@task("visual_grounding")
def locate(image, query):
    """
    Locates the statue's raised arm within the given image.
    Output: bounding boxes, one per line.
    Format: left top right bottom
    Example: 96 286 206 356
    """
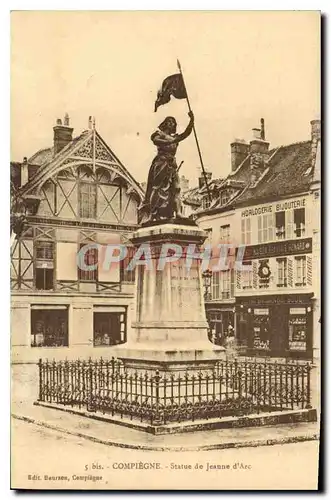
138 112 194 224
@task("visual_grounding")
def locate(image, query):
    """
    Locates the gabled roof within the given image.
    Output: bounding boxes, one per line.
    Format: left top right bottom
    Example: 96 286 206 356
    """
15 128 144 200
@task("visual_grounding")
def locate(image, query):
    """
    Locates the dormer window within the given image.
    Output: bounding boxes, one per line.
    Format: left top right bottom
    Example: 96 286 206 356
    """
202 196 211 209
220 190 230 206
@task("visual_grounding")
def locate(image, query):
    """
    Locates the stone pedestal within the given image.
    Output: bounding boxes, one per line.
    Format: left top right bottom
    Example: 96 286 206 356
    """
113 219 225 369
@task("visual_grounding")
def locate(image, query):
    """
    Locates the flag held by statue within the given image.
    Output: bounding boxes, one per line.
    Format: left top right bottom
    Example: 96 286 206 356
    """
154 73 187 112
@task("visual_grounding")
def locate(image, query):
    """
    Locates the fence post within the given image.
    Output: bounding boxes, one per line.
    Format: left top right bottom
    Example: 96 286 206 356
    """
38 358 43 401
306 362 312 409
87 357 94 412
153 370 161 425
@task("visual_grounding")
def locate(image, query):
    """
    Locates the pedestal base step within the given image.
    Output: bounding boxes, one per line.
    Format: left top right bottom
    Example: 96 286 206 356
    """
34 401 317 436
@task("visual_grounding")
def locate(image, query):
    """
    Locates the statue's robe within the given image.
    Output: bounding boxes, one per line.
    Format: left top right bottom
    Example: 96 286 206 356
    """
139 130 180 221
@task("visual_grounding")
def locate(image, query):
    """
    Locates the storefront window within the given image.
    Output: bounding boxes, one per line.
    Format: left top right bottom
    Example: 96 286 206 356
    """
31 307 68 347
207 310 233 346
93 311 126 346
288 308 307 351
252 308 270 350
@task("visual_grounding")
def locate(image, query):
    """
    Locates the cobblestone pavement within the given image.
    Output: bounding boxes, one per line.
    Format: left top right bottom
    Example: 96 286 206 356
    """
11 417 319 490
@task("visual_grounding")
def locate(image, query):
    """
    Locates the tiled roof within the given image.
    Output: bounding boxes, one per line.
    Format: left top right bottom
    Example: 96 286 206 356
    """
28 147 54 166
182 177 226 206
182 186 201 206
195 139 316 217
233 141 313 207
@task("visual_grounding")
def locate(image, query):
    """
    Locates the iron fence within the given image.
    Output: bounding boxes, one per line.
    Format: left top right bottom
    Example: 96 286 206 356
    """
37 357 312 425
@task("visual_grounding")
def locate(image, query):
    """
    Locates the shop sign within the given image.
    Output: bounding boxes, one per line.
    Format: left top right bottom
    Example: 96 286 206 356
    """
289 341 306 351
241 198 306 218
289 308 306 315
237 294 313 307
244 238 312 260
253 308 269 315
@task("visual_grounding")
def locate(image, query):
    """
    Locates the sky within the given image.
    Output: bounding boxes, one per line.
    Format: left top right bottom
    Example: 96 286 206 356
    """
11 11 320 187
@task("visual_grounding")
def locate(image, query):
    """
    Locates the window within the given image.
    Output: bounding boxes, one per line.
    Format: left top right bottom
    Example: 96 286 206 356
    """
277 258 288 287
93 311 126 346
288 308 308 351
207 310 234 345
220 191 230 206
78 244 98 282
241 218 251 245
220 270 231 299
79 182 97 219
212 271 220 300
295 256 307 286
202 196 211 209
31 307 68 347
252 309 270 350
220 224 230 243
258 214 274 243
294 208 305 237
211 270 231 299
35 241 54 290
205 228 212 246
121 246 136 283
275 211 286 240
242 261 253 289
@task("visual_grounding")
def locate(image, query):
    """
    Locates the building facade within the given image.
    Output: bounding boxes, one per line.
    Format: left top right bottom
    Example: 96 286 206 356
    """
193 119 321 360
11 115 144 363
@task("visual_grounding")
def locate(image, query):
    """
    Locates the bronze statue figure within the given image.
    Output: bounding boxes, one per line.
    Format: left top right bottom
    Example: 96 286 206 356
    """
138 111 194 223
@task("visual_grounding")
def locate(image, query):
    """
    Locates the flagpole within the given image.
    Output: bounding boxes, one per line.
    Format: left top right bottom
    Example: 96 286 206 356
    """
177 59 212 203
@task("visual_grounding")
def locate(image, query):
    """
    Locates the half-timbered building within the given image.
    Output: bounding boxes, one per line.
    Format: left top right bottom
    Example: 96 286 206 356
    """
11 115 144 363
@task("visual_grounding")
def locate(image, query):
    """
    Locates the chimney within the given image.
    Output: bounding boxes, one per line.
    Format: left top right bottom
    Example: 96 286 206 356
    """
53 114 73 155
21 157 29 187
310 119 321 142
230 139 249 172
260 118 266 140
198 171 212 189
180 175 190 193
250 118 269 184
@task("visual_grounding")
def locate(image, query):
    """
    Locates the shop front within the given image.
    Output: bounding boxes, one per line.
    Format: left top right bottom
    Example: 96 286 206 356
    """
235 294 313 359
205 305 235 346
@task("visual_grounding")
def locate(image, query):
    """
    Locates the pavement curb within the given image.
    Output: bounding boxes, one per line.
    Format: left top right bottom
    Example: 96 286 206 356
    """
12 413 319 452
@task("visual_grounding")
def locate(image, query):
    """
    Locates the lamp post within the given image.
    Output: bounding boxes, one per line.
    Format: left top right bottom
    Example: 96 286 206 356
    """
202 269 212 301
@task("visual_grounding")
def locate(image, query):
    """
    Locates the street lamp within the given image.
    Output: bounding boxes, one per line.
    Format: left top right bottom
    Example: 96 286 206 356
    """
202 269 212 301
